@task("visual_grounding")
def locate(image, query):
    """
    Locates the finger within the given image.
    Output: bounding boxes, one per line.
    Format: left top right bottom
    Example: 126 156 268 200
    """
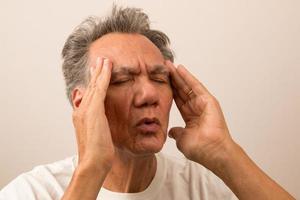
89 58 112 105
168 127 187 153
172 91 188 122
88 58 112 114
172 87 185 109
80 57 104 108
168 127 184 140
97 58 112 93
168 61 198 102
89 57 104 86
172 88 196 122
172 78 192 102
166 60 191 102
177 65 211 96
166 61 190 94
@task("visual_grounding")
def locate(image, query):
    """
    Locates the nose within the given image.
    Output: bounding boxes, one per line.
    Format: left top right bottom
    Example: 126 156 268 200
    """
133 77 159 108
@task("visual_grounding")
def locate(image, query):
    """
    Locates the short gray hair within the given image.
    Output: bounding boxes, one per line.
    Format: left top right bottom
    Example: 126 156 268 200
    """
61 5 174 106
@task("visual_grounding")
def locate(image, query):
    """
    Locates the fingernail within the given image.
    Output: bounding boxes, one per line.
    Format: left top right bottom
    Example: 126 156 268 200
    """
96 57 100 64
90 66 94 75
178 64 184 69
91 57 100 75
167 60 173 66
104 58 109 66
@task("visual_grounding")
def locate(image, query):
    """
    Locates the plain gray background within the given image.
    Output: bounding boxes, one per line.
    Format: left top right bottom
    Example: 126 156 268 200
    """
1 0 299 198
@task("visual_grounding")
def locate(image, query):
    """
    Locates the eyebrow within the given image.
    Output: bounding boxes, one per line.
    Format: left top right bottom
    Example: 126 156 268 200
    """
111 64 170 80
111 66 139 80
148 65 170 76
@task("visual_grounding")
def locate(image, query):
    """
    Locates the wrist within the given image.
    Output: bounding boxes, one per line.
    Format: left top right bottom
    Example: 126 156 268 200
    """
202 138 250 185
78 153 114 173
213 139 240 173
76 159 112 178
62 159 110 199
196 137 241 174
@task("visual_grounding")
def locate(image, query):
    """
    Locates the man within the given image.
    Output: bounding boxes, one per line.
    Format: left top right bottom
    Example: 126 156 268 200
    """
0 5 295 200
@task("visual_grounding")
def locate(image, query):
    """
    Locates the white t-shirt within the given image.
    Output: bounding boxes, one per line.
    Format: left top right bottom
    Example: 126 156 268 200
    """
0 153 238 200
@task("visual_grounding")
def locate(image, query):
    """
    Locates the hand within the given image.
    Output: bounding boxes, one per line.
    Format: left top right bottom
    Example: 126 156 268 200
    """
166 61 233 168
166 61 296 200
72 58 114 172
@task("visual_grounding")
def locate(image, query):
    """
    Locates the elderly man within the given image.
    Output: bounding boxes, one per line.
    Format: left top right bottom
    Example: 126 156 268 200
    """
0 5 295 200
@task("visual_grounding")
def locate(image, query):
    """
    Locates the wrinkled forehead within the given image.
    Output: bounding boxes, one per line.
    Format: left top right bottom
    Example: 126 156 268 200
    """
110 64 170 81
88 33 167 73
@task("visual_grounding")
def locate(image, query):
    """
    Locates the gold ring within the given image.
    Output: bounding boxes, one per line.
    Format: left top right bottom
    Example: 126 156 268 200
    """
187 89 193 96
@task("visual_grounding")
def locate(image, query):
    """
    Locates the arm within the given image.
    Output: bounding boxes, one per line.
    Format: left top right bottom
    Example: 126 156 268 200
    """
211 140 294 200
62 58 114 200
62 164 109 199
166 60 295 200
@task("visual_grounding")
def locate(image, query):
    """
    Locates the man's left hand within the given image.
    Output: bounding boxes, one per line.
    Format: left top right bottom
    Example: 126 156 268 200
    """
166 60 234 169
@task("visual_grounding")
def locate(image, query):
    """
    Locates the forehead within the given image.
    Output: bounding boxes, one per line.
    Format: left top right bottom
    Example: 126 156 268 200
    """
89 33 165 70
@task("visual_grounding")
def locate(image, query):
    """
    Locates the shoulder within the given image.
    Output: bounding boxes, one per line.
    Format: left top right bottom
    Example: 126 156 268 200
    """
0 156 77 200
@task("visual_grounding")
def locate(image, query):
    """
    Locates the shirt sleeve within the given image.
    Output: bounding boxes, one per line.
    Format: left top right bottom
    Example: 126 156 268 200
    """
0 173 55 200
0 174 37 200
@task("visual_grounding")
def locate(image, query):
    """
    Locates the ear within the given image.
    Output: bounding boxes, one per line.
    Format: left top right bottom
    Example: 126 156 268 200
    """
71 87 86 109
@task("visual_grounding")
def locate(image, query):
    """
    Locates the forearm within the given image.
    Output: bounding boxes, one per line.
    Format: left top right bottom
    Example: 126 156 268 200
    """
204 140 295 200
61 163 109 200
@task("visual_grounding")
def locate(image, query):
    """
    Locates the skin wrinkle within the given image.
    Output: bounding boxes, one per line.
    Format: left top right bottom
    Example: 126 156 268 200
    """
63 9 295 198
86 33 173 192
111 65 170 85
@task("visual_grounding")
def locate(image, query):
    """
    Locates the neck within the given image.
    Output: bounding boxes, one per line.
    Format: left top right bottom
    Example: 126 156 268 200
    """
102 149 157 193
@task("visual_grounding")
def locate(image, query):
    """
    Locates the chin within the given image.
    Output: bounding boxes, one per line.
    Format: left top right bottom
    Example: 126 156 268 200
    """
129 134 166 156
113 128 167 157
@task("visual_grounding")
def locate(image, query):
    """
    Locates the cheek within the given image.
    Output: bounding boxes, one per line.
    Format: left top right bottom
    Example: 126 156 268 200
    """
157 86 173 128
105 93 130 120
104 88 133 135
161 87 173 112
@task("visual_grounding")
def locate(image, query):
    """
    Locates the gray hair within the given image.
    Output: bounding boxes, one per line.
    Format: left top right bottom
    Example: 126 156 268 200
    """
61 5 174 106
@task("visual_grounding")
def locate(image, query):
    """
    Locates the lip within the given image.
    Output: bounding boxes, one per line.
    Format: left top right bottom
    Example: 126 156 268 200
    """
135 117 161 133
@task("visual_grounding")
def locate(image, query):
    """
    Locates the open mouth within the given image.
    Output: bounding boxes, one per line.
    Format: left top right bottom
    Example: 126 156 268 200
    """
136 117 160 133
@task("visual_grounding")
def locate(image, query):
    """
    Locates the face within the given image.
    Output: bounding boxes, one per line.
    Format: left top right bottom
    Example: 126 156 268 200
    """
89 33 173 156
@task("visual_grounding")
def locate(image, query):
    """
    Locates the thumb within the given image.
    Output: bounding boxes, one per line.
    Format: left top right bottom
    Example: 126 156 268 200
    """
168 127 185 141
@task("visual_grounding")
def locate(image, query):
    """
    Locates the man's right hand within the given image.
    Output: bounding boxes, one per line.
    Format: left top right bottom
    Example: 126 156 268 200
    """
62 58 114 200
72 57 114 171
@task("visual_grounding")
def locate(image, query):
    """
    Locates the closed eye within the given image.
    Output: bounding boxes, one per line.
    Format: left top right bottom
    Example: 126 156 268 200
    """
111 78 132 85
151 74 170 84
153 78 168 83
